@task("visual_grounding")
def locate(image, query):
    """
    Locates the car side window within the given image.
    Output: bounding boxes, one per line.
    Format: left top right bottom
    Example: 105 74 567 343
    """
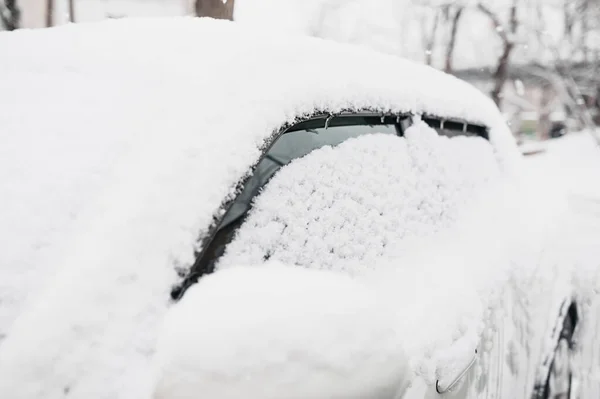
218 117 399 230
189 116 400 282
423 117 488 139
172 113 488 299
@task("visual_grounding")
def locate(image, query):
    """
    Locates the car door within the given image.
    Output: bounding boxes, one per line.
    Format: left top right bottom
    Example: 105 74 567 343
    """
170 110 505 399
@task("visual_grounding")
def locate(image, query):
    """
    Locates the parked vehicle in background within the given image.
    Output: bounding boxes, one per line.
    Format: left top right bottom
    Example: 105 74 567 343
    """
548 111 569 139
0 17 598 399
518 111 541 140
549 121 567 138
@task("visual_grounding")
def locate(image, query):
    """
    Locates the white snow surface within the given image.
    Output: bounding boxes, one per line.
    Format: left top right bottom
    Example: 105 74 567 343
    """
520 132 600 398
0 17 519 399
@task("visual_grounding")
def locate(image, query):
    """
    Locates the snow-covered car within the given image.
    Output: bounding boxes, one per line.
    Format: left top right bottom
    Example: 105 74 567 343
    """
0 17 598 399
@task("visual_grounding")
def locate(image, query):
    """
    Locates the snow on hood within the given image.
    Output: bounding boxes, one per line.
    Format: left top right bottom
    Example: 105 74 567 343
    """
0 17 517 399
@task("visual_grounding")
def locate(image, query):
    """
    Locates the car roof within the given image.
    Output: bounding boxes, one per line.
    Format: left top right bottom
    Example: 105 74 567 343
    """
0 17 519 398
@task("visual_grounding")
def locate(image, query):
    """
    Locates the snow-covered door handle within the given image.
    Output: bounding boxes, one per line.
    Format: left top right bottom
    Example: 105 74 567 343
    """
435 349 478 394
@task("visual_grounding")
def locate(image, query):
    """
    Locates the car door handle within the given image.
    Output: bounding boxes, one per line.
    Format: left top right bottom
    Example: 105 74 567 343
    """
436 349 478 394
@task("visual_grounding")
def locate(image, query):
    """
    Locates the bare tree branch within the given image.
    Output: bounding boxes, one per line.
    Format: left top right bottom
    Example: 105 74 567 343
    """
477 3 510 44
0 0 20 31
445 6 464 73
68 0 75 23
423 9 440 66
478 0 519 107
580 0 590 62
564 1 575 41
508 0 518 34
46 0 54 27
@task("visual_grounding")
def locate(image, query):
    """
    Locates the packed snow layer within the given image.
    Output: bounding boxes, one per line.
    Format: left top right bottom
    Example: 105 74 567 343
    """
0 17 516 399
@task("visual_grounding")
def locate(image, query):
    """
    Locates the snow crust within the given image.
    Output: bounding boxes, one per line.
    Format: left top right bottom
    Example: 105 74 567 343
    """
0 17 517 399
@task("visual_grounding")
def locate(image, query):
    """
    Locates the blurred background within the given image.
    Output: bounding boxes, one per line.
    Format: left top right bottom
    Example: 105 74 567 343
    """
1 0 599 149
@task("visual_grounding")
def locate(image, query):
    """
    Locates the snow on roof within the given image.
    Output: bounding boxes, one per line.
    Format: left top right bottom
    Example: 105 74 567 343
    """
0 17 517 398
